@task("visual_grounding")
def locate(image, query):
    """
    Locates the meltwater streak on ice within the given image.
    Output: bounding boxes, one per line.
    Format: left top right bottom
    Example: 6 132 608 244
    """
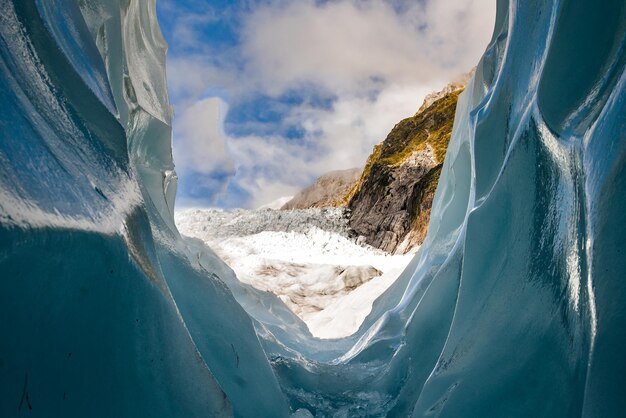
0 0 625 417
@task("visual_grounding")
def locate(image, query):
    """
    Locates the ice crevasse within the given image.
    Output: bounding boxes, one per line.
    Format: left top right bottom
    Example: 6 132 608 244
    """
0 0 625 416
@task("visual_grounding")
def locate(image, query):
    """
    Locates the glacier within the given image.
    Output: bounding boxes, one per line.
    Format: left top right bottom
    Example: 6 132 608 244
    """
175 208 414 339
0 0 625 417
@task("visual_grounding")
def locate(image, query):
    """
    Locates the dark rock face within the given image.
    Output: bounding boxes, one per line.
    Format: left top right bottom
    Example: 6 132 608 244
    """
281 168 362 210
348 88 462 254
349 147 438 252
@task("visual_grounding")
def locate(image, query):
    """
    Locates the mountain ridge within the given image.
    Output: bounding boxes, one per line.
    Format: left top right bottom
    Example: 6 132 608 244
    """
282 77 467 254
281 167 362 210
348 86 463 253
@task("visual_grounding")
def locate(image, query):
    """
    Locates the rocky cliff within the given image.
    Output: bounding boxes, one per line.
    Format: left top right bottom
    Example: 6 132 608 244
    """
281 168 362 210
347 83 464 254
282 79 466 254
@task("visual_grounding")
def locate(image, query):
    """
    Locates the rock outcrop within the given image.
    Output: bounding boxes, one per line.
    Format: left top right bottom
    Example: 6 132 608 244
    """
416 69 474 114
281 77 467 254
347 82 464 254
281 168 362 210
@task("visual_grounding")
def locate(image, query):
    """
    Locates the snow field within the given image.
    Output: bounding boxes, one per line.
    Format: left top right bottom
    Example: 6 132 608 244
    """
176 208 413 338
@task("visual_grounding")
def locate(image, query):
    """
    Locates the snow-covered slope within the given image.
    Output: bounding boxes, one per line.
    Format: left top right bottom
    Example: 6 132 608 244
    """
176 208 413 338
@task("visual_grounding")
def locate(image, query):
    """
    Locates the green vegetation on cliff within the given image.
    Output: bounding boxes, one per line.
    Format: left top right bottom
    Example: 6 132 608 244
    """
344 89 461 207
288 82 464 253
346 87 463 253
379 89 461 165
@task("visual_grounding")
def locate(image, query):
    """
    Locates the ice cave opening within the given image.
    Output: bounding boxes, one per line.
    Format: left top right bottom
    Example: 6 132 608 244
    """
166 2 494 340
1 0 625 416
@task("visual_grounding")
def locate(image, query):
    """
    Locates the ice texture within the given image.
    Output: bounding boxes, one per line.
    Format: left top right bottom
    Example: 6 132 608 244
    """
0 0 625 417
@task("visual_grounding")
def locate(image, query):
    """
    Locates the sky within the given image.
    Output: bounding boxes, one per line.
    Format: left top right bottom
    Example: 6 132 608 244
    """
156 0 496 209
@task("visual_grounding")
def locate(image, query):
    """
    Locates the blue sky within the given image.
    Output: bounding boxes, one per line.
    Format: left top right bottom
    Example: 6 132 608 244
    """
156 0 495 209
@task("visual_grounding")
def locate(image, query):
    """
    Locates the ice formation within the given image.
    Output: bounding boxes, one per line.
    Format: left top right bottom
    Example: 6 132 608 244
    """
0 0 625 417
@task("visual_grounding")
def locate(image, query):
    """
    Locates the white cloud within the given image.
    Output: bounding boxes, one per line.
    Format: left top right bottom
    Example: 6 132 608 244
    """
240 0 494 95
165 0 496 208
291 83 435 173
225 134 312 208
222 83 435 208
241 1 432 94
172 97 234 175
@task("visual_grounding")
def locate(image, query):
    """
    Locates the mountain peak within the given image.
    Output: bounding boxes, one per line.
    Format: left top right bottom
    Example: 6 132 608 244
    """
416 68 475 115
281 167 362 210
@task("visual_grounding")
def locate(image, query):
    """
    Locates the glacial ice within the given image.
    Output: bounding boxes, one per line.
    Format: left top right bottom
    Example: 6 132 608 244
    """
175 208 413 338
0 0 625 417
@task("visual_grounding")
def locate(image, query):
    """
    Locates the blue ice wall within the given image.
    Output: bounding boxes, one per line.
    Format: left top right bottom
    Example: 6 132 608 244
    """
0 0 624 417
0 1 288 416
